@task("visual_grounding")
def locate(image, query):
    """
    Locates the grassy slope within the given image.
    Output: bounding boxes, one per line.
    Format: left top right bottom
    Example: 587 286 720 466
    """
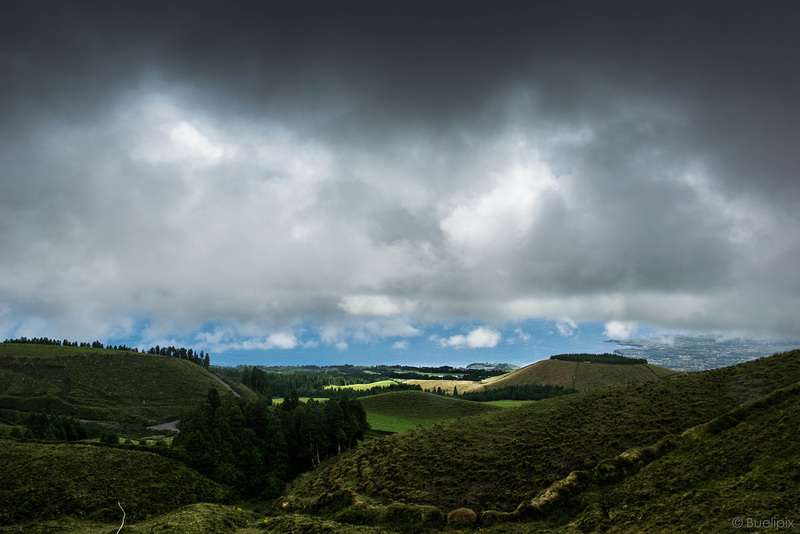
360 390 499 432
0 344 236 425
280 350 800 522
485 358 677 392
0 439 233 527
593 384 800 533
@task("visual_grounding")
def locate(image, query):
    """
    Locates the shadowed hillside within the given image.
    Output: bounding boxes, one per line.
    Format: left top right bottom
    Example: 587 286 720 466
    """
0 439 232 527
0 344 236 425
275 350 800 531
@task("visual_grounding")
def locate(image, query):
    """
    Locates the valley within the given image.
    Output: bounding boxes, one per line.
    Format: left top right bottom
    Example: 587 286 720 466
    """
1 343 799 533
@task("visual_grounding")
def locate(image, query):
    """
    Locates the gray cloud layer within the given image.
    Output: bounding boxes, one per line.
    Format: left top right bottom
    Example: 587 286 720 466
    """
1 1 799 341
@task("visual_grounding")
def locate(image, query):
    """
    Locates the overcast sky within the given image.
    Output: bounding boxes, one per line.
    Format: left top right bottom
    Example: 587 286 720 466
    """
1 1 798 364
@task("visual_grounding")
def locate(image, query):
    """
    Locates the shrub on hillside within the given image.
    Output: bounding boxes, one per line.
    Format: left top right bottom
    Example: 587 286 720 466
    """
99 429 119 444
447 507 477 527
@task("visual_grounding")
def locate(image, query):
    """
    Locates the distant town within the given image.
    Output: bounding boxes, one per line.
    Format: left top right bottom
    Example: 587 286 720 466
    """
608 335 800 372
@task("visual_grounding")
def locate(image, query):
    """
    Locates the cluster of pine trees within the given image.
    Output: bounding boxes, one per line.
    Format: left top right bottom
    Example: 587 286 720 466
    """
146 345 210 368
550 353 648 365
9 412 88 441
239 366 366 398
2 337 117 349
173 389 369 499
323 382 424 399
3 336 210 368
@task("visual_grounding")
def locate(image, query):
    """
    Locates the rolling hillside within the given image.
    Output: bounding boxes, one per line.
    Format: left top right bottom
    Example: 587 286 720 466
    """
0 344 237 425
276 350 800 531
483 358 677 391
359 390 499 432
0 439 233 527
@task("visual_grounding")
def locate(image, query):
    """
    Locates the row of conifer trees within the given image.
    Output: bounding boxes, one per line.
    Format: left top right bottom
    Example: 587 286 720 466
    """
2 336 210 368
173 388 369 499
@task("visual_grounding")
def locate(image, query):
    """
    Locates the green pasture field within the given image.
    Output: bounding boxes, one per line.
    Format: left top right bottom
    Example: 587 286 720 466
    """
484 399 533 408
359 390 499 433
365 412 452 433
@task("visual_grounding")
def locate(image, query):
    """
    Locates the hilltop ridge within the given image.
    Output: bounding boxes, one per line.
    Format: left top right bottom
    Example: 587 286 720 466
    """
485 358 677 392
0 344 236 425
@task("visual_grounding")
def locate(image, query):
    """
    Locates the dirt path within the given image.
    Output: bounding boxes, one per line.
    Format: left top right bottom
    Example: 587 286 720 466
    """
147 419 180 432
145 373 240 433
209 372 241 398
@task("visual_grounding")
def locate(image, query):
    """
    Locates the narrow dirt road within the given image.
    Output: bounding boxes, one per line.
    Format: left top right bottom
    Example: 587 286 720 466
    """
147 419 179 432
208 372 241 398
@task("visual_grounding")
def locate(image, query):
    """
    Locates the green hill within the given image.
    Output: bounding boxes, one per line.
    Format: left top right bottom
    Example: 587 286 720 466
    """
359 390 499 432
484 358 678 392
274 350 800 531
0 438 233 528
0 344 236 425
575 380 800 533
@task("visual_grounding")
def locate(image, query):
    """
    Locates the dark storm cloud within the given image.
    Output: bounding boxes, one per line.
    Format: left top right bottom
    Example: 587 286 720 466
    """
1 0 799 343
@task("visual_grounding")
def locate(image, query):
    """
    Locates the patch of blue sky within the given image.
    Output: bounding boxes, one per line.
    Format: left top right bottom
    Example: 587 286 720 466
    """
103 318 665 368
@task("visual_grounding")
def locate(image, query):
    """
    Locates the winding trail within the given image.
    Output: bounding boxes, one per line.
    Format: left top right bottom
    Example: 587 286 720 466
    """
208 372 241 398
145 373 241 432
147 419 179 432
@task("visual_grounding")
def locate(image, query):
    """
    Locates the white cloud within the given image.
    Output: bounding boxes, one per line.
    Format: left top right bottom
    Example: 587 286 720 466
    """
338 295 415 317
335 341 349 351
556 318 578 337
194 326 297 352
3 7 800 348
392 340 409 349
439 151 560 260
603 321 639 340
433 326 502 349
514 328 531 342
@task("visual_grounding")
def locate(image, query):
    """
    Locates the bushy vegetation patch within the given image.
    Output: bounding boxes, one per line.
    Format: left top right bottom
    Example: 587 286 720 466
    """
124 503 254 534
589 378 800 532
3 411 88 441
259 514 393 533
457 384 576 402
447 507 477 527
0 438 232 526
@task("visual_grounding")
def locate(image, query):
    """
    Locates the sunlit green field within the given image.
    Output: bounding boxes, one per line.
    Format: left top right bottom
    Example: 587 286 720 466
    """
366 412 452 433
484 399 533 408
359 390 499 433
324 379 402 391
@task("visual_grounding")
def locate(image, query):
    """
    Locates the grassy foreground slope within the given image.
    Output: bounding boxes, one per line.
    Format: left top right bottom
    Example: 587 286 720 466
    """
359 390 499 432
278 350 800 528
0 344 236 425
584 380 800 533
485 358 677 392
0 439 232 527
